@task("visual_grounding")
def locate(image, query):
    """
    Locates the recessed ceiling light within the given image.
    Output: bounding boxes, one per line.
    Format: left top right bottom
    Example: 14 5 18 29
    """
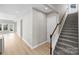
45 7 48 10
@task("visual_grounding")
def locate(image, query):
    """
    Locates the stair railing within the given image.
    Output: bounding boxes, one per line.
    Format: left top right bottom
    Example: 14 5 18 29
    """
50 11 67 55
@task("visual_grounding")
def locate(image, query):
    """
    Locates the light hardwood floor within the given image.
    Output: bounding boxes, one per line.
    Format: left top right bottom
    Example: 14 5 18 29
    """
3 33 50 55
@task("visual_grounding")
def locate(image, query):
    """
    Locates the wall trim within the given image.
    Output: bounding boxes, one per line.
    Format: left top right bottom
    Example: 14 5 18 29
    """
22 38 33 49
22 38 48 49
32 7 46 14
32 40 48 49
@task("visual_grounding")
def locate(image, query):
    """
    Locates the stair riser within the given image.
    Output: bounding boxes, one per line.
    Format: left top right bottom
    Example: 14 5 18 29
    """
62 30 78 32
59 36 78 42
62 31 78 34
63 28 78 30
59 38 78 43
54 46 78 55
63 26 78 28
61 33 78 37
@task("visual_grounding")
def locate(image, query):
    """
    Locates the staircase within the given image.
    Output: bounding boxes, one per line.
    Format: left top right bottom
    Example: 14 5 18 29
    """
53 12 78 55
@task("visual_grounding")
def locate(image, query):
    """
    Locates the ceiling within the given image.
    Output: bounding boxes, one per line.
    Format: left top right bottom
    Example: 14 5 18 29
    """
0 4 67 17
0 4 32 16
32 4 54 14
30 4 67 14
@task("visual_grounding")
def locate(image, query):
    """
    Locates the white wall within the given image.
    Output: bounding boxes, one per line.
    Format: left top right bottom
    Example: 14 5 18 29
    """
22 7 33 47
21 7 47 48
32 9 47 47
47 13 58 42
57 4 68 20
16 19 21 37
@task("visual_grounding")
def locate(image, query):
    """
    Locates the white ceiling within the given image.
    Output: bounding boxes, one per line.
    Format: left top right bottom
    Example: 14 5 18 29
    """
32 4 68 14
0 4 67 17
0 4 32 16
32 4 54 14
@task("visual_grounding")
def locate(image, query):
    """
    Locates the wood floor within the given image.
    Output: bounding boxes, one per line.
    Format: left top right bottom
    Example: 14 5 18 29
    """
3 33 50 55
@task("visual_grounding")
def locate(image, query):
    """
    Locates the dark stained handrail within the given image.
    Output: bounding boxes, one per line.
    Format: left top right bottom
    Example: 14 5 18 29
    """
50 11 67 55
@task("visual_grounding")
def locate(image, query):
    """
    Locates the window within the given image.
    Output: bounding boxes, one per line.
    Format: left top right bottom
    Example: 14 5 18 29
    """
0 23 15 33
3 24 8 31
9 24 14 32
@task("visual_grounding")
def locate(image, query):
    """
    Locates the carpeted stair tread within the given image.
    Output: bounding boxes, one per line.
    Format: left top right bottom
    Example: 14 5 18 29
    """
57 42 77 48
58 39 78 47
54 46 78 55
59 37 78 42
61 32 78 37
57 42 77 49
63 28 78 30
59 38 78 44
59 35 78 40
62 30 78 33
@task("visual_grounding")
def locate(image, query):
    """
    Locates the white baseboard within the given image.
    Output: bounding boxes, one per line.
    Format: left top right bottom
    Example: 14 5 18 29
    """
22 38 33 49
22 38 48 49
32 40 48 49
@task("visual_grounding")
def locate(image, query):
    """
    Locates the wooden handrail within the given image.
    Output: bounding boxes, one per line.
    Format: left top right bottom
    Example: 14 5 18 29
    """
50 11 67 55
50 24 58 55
